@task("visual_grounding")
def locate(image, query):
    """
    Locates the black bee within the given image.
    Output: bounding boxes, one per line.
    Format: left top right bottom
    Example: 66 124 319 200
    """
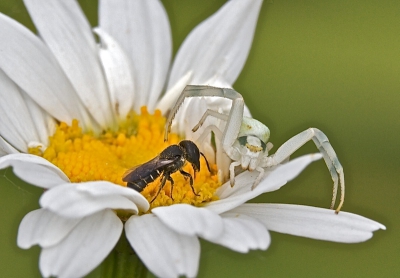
122 140 210 202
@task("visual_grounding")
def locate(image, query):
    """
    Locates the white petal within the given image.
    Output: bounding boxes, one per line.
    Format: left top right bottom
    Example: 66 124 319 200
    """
231 204 386 243
0 153 69 188
152 204 224 241
24 0 114 128
40 209 122 278
181 98 208 140
17 209 80 249
217 170 261 200
40 181 149 218
0 69 41 152
209 213 270 253
206 154 323 214
258 153 323 192
22 92 56 148
126 214 200 278
75 182 149 212
99 0 172 111
155 71 193 114
167 0 263 89
95 28 135 119
0 136 19 156
0 13 93 129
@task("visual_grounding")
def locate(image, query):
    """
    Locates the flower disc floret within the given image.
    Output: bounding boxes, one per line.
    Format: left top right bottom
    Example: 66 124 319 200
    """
29 107 220 208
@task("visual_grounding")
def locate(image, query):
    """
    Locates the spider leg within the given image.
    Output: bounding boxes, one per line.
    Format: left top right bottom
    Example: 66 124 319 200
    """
165 85 245 151
191 108 242 158
229 161 241 187
262 128 344 213
312 134 340 211
194 123 241 183
192 109 229 132
194 124 223 145
251 166 265 190
164 85 247 186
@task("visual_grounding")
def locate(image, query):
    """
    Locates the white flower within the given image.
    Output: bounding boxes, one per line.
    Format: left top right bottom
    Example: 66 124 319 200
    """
10 154 385 278
0 0 385 278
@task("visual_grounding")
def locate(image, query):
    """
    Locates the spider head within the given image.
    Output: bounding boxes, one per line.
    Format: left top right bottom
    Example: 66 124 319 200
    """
237 135 267 171
235 117 270 171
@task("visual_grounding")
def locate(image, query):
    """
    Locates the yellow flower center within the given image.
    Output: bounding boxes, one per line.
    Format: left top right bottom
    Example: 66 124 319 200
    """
29 107 220 209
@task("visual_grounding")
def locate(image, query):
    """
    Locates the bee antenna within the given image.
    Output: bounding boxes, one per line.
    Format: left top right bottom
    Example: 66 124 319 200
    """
200 152 211 172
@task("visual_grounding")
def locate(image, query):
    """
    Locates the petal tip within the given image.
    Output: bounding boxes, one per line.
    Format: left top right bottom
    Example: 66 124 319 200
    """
311 153 323 161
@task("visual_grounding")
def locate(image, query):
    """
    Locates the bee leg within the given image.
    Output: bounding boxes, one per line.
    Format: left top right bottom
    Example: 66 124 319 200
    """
166 175 175 201
179 170 199 196
150 175 168 203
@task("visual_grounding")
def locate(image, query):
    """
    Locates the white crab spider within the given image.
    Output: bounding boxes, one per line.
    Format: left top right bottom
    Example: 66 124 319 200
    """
164 85 344 213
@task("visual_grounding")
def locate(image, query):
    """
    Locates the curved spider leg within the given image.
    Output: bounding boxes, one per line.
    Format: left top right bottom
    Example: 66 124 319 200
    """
191 108 239 176
179 169 199 196
164 85 246 186
262 128 344 213
312 129 344 213
250 166 266 190
164 85 245 153
193 123 223 145
150 174 168 203
311 137 338 209
194 123 239 184
229 161 241 186
192 109 229 132
194 124 225 169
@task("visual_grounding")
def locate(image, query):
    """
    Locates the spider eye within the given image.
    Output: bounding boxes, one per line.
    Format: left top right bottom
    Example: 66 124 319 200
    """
238 136 247 146
238 136 267 152
260 140 267 151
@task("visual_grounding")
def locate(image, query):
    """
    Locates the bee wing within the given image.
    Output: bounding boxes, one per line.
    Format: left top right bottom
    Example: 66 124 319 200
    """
122 156 177 182
122 164 143 181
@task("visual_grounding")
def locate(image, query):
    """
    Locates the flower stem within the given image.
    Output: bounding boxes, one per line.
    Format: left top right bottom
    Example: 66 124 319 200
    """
100 232 148 278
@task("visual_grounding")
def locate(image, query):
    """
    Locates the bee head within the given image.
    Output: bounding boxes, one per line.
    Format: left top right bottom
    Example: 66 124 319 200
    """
179 140 201 172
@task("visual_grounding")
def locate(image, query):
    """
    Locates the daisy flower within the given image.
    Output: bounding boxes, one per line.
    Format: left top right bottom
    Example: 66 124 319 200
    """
0 0 385 278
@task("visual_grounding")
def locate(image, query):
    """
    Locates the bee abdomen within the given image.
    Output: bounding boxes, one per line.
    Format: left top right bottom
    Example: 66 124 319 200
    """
127 169 162 192
127 181 146 192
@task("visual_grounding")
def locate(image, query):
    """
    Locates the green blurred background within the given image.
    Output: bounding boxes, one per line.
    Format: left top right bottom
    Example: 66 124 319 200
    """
0 0 398 277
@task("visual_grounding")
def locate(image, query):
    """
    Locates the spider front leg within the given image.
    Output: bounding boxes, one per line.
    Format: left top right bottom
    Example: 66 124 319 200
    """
193 117 241 184
191 109 229 133
164 85 245 149
263 128 345 213
164 85 246 184
191 108 241 159
165 85 271 189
